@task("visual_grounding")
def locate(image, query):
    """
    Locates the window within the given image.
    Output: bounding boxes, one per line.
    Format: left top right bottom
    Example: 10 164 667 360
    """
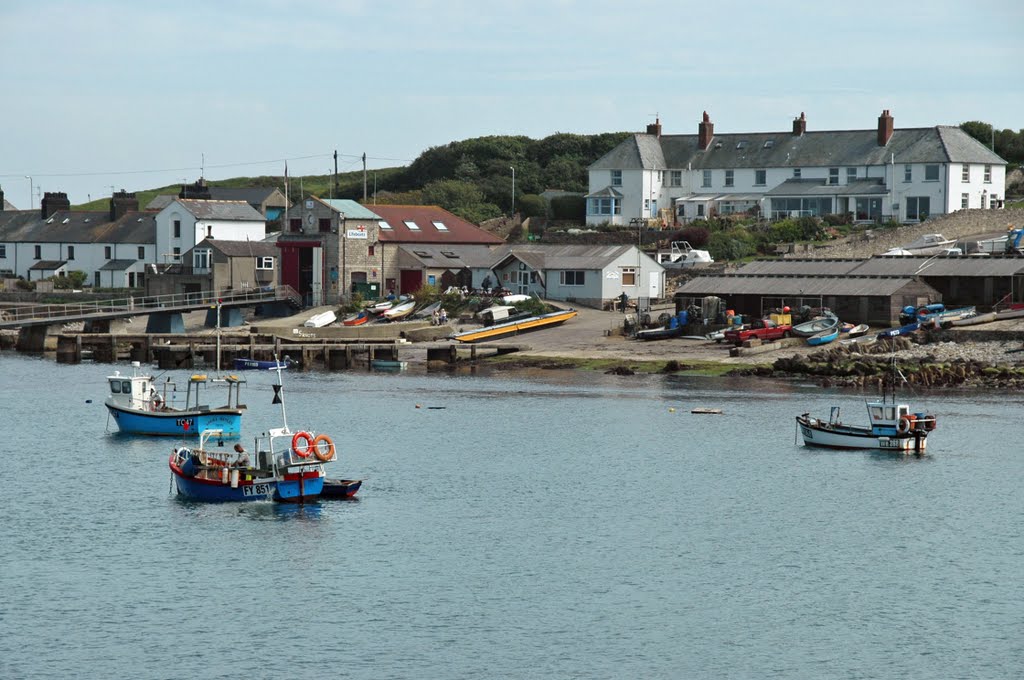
904 165 912 183
290 218 302 232
990 194 999 209
906 197 930 221
588 198 620 215
138 246 145 259
754 169 766 186
257 256 274 270
403 220 421 231
621 267 636 286
962 164 970 182
368 245 375 256
925 165 939 181
67 246 75 260
318 218 331 233
702 170 712 187
105 246 112 259
0 245 5 258
644 199 650 212
724 170 734 187
657 171 663 183
173 219 181 238
670 170 682 187
697 204 705 217
431 221 449 231
560 270 585 286
961 193 969 209
193 248 211 270
828 168 839 185
984 165 992 183
611 170 622 186
378 220 393 230
34 245 41 259
847 168 857 183
172 247 181 262
793 168 801 179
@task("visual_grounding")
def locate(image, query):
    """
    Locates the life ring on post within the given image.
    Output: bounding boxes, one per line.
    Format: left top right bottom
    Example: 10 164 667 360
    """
291 431 314 458
897 416 912 434
312 434 336 462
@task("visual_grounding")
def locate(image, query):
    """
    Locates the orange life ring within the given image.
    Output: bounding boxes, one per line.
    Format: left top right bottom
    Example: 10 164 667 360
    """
312 434 336 462
291 431 314 458
897 416 911 434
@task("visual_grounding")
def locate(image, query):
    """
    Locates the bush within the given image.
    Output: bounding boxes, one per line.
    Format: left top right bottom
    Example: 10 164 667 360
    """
671 226 711 247
707 227 758 260
550 195 585 221
518 194 546 219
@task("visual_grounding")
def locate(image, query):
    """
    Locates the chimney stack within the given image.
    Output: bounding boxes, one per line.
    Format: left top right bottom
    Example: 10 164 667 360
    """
0 186 5 212
793 112 806 136
109 189 139 221
41 191 71 219
877 109 894 146
698 111 714 151
646 117 662 138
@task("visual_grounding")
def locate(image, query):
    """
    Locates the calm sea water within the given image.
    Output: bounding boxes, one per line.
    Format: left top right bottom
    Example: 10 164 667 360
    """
1 354 1022 679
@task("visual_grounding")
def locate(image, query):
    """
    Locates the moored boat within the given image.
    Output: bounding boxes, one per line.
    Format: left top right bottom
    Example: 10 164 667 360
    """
796 362 937 453
321 478 363 499
950 311 997 327
792 314 839 337
877 321 920 339
342 310 370 326
105 362 246 437
806 328 839 346
381 299 416 321
846 323 869 338
233 356 293 371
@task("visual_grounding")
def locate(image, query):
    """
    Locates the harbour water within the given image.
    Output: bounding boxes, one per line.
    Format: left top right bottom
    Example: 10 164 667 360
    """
2 354 1022 679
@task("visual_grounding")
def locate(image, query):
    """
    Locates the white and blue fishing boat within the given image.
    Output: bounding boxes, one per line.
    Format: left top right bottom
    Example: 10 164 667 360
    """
168 361 338 503
233 356 294 371
105 362 246 437
796 362 937 453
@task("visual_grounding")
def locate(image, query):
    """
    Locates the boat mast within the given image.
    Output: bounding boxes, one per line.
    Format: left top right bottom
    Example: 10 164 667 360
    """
215 299 222 375
272 358 290 433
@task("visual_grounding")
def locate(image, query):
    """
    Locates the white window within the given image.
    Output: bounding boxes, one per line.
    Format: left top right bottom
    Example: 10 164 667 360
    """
962 164 970 182
829 168 839 185
724 170 734 187
588 198 620 216
560 270 585 286
611 170 622 186
403 220 421 231
431 221 449 232
0 245 6 258
67 246 75 260
257 256 274 270
904 165 912 182
990 194 999 209
961 193 969 209
925 165 939 181
754 170 766 186
172 247 181 262
793 168 801 179
984 165 992 183
906 196 930 220
702 170 712 188
847 168 857 183
378 220 393 230
193 248 211 270
621 267 636 286
670 170 682 187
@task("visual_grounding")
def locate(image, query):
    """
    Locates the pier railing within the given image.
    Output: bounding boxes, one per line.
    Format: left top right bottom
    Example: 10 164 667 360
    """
0 285 302 327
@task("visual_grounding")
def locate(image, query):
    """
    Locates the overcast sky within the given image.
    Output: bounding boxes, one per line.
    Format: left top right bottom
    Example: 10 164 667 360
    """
2 0 1022 207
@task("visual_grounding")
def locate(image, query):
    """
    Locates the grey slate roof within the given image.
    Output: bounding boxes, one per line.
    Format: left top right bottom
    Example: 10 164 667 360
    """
591 125 1005 172
145 195 175 211
0 210 156 244
29 260 67 270
397 244 497 269
677 274 920 296
585 186 624 199
734 256 1024 278
198 238 279 258
766 178 889 196
492 244 648 271
207 187 282 205
99 259 138 271
735 259 866 276
177 199 264 221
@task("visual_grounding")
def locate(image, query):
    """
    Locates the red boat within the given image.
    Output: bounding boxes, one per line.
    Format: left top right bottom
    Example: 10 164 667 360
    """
342 310 370 326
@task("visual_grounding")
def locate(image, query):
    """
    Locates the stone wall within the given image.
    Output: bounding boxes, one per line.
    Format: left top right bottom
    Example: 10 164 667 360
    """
785 208 1024 259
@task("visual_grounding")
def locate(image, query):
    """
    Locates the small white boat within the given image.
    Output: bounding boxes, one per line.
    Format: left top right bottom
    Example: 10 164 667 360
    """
382 299 416 321
502 294 531 304
950 312 997 327
658 241 714 269
901 233 956 254
304 310 337 327
846 323 869 338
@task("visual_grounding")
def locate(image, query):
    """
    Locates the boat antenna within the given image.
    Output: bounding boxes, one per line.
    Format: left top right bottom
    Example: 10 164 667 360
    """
271 355 290 434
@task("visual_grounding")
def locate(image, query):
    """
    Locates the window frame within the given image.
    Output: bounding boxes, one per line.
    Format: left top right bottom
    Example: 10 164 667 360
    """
846 167 857 183
559 270 585 286
610 170 622 187
256 256 274 270
137 246 145 259
670 170 682 187
984 164 992 183
702 170 712 188
961 193 969 209
754 169 766 186
828 168 839 185
961 164 970 182
904 164 912 183
724 170 734 187
924 165 939 181
620 267 636 286
67 245 75 261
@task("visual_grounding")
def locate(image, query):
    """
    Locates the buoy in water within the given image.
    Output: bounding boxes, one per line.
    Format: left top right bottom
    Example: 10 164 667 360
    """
668 407 676 413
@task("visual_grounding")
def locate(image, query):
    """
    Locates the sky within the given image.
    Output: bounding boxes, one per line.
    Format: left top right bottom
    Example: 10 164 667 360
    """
2 0 1022 207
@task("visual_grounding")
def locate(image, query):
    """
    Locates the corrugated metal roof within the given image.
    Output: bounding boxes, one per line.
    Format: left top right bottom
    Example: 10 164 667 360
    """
320 199 381 220
851 255 1024 277
592 124 1006 172
736 259 866 276
677 274 921 296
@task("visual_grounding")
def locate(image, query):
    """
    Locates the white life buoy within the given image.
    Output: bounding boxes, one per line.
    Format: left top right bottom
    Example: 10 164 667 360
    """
897 416 911 434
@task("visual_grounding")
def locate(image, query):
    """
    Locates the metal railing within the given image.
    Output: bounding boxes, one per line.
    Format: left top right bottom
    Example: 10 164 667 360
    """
0 285 301 326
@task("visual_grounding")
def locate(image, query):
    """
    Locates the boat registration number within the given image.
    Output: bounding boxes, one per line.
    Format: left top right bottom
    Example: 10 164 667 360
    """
242 483 271 497
879 439 901 449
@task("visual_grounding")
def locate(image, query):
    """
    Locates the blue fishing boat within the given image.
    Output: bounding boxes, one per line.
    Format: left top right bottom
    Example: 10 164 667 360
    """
806 328 839 346
105 362 245 437
168 361 338 503
233 356 293 371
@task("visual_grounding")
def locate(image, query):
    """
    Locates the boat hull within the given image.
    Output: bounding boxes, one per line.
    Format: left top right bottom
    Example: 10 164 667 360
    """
321 479 362 499
169 460 275 502
108 402 242 437
452 309 577 343
274 469 325 503
807 329 839 346
796 416 927 452
792 316 839 337
233 358 290 370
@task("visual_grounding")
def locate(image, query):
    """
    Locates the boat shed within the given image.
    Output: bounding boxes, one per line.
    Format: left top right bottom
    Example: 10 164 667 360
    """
675 273 941 326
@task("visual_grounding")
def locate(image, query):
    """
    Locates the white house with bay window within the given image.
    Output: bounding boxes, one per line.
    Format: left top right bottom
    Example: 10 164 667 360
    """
587 110 1006 226
155 199 266 267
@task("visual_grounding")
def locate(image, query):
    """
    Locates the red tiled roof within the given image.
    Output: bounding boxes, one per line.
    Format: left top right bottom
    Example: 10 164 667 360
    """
370 205 503 245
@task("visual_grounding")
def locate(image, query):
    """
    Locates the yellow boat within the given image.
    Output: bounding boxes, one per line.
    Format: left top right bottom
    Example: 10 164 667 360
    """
451 309 578 343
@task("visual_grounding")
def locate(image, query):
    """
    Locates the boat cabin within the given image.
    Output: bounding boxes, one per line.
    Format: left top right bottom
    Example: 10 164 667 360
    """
107 370 158 412
107 362 246 412
866 399 912 434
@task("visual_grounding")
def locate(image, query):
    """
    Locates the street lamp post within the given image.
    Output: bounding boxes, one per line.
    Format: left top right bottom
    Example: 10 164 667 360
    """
510 166 515 216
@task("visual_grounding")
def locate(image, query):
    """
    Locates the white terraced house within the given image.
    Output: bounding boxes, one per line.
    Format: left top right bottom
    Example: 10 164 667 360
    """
586 110 1006 227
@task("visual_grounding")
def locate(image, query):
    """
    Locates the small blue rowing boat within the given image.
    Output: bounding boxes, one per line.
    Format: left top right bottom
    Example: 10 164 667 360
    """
806 328 839 346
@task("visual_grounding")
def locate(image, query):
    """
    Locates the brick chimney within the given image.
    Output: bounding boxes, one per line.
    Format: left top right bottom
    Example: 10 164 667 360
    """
646 117 662 138
793 112 806 136
877 109 894 146
0 186 5 212
41 191 71 219
109 189 139 221
180 178 211 200
698 111 714 150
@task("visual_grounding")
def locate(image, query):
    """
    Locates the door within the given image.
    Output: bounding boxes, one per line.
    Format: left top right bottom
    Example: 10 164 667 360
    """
648 271 660 299
516 270 529 295
399 269 422 294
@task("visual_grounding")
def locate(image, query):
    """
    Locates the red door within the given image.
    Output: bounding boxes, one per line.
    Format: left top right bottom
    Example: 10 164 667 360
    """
399 269 423 294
